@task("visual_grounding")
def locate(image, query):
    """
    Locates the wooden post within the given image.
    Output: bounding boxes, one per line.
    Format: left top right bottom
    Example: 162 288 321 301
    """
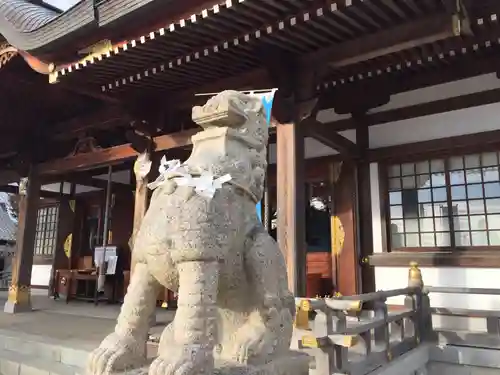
130 152 151 276
4 168 40 313
355 115 376 293
276 121 307 297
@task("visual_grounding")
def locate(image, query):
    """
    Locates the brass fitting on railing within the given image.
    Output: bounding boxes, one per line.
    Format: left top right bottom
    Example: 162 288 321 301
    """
294 299 311 330
408 261 423 288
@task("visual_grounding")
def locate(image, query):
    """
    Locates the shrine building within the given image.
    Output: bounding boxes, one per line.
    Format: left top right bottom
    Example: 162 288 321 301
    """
0 0 499 313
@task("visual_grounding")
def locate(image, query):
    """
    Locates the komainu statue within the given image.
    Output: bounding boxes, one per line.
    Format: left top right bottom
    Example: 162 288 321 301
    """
86 90 309 375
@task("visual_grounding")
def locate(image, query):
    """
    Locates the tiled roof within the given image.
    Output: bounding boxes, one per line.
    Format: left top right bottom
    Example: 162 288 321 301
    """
0 193 17 242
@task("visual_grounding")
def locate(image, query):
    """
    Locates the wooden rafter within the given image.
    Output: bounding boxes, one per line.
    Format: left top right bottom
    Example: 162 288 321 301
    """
303 118 359 158
303 13 461 67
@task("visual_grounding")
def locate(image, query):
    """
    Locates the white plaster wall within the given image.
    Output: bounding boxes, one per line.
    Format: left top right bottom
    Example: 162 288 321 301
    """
31 264 52 287
93 169 131 184
369 102 500 149
361 76 500 321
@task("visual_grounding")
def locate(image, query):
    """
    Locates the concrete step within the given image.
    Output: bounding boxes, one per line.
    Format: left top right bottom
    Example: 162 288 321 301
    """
0 330 90 369
0 348 83 375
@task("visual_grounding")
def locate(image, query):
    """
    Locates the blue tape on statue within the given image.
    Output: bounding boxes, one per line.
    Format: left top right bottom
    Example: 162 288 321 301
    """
252 90 276 222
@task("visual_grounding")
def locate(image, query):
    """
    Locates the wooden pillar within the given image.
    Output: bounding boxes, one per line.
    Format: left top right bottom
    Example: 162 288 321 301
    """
355 116 376 293
4 168 40 313
130 152 151 276
276 121 307 297
333 161 359 296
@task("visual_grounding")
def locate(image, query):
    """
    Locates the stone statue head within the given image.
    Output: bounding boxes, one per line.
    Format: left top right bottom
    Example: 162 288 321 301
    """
192 90 269 151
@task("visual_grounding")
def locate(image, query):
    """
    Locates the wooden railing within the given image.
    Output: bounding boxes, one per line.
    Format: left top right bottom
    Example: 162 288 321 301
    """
294 262 434 375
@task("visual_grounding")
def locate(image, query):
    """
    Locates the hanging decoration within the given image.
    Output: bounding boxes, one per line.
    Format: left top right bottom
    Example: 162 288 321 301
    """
250 89 277 222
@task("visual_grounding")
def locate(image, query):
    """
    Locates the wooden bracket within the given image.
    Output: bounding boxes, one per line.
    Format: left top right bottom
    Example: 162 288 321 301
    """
70 136 102 156
303 118 359 158
258 46 327 123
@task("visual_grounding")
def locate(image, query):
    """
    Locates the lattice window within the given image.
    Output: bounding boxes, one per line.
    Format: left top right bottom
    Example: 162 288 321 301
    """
34 205 59 256
386 152 500 249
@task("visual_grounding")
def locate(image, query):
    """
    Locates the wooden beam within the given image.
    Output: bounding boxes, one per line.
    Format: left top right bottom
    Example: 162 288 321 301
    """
368 129 500 162
0 170 20 186
52 106 129 140
323 87 500 132
304 13 460 67
304 118 359 157
175 69 269 108
64 175 133 193
0 184 62 199
35 128 198 175
319 53 500 117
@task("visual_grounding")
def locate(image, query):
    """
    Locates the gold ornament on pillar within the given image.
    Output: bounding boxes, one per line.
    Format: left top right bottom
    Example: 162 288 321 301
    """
19 177 28 196
7 284 31 305
329 161 345 256
63 233 72 258
408 262 423 288
331 216 345 256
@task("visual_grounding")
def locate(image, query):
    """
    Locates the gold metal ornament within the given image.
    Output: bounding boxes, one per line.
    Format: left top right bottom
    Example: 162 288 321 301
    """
331 216 345 256
8 284 31 305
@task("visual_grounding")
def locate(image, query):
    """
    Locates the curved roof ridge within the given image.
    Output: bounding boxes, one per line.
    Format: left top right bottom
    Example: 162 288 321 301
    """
0 0 95 53
0 0 58 33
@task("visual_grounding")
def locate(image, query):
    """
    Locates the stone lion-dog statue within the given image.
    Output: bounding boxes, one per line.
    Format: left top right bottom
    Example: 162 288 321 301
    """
86 90 308 375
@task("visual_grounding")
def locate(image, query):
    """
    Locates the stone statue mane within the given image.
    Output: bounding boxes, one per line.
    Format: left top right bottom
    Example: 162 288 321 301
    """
86 90 308 375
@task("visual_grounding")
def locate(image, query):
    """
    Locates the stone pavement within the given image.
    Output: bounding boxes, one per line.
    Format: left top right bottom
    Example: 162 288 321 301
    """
0 290 175 349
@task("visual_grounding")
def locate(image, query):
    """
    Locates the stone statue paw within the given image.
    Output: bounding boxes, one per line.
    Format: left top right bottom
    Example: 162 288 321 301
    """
235 329 276 364
86 333 147 375
148 345 212 375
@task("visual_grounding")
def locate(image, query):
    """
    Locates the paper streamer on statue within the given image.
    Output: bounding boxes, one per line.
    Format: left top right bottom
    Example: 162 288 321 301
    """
249 89 277 222
148 156 232 199
175 172 232 199
148 157 185 190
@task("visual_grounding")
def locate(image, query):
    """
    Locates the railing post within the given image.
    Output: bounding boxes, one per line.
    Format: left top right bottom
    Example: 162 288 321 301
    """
312 308 336 374
406 262 434 343
331 310 350 372
373 298 391 361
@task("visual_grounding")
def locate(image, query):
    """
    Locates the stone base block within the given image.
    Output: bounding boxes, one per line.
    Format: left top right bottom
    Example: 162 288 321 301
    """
3 300 32 314
215 351 311 375
110 351 311 375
